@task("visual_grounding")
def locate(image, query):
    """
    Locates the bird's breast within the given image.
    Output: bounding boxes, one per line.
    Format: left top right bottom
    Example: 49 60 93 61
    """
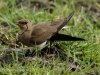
18 33 34 47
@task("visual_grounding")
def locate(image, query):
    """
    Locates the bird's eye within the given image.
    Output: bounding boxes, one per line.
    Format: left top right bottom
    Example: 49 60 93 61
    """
22 22 27 25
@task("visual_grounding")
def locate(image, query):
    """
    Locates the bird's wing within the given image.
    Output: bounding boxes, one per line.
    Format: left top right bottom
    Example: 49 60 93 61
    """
30 12 74 45
30 20 63 45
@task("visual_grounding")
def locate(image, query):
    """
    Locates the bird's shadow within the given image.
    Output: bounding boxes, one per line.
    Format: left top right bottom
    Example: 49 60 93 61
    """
0 44 66 67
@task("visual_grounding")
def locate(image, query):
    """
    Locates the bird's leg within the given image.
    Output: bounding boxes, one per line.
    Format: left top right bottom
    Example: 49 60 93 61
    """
49 41 52 50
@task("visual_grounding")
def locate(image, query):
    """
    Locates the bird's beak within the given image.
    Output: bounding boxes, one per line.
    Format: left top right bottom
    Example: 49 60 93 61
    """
16 22 22 27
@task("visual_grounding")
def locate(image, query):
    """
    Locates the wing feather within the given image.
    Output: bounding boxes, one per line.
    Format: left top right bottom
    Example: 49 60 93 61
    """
30 19 63 44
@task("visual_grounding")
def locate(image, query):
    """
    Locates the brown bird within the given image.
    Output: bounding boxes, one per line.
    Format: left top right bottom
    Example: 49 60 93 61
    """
17 12 85 50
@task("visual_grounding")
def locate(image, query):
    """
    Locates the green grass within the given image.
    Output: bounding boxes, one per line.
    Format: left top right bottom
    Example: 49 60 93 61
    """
0 0 100 75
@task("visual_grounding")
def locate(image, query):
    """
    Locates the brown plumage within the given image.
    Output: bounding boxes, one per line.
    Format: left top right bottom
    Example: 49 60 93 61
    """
17 12 85 49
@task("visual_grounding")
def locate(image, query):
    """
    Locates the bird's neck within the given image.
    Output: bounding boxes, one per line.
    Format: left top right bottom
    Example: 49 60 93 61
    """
20 25 33 35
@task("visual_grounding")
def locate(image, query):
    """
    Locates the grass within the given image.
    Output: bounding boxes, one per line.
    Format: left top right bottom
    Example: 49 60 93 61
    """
0 0 100 75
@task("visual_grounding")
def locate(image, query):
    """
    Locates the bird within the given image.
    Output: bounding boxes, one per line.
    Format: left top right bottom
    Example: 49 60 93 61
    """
16 12 85 50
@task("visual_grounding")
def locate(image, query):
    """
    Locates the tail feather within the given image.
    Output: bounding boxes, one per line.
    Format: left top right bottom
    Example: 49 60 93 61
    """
50 33 85 41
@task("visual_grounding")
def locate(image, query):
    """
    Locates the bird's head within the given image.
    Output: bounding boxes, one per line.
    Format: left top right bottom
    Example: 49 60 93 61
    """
17 19 32 29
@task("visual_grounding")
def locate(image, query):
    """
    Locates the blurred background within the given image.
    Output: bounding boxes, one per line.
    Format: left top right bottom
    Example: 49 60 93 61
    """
1 0 100 26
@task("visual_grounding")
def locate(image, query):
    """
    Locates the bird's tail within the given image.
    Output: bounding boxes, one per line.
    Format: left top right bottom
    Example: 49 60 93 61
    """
51 33 85 41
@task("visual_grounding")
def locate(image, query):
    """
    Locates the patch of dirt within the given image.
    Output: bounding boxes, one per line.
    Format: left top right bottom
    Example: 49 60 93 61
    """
0 44 82 72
